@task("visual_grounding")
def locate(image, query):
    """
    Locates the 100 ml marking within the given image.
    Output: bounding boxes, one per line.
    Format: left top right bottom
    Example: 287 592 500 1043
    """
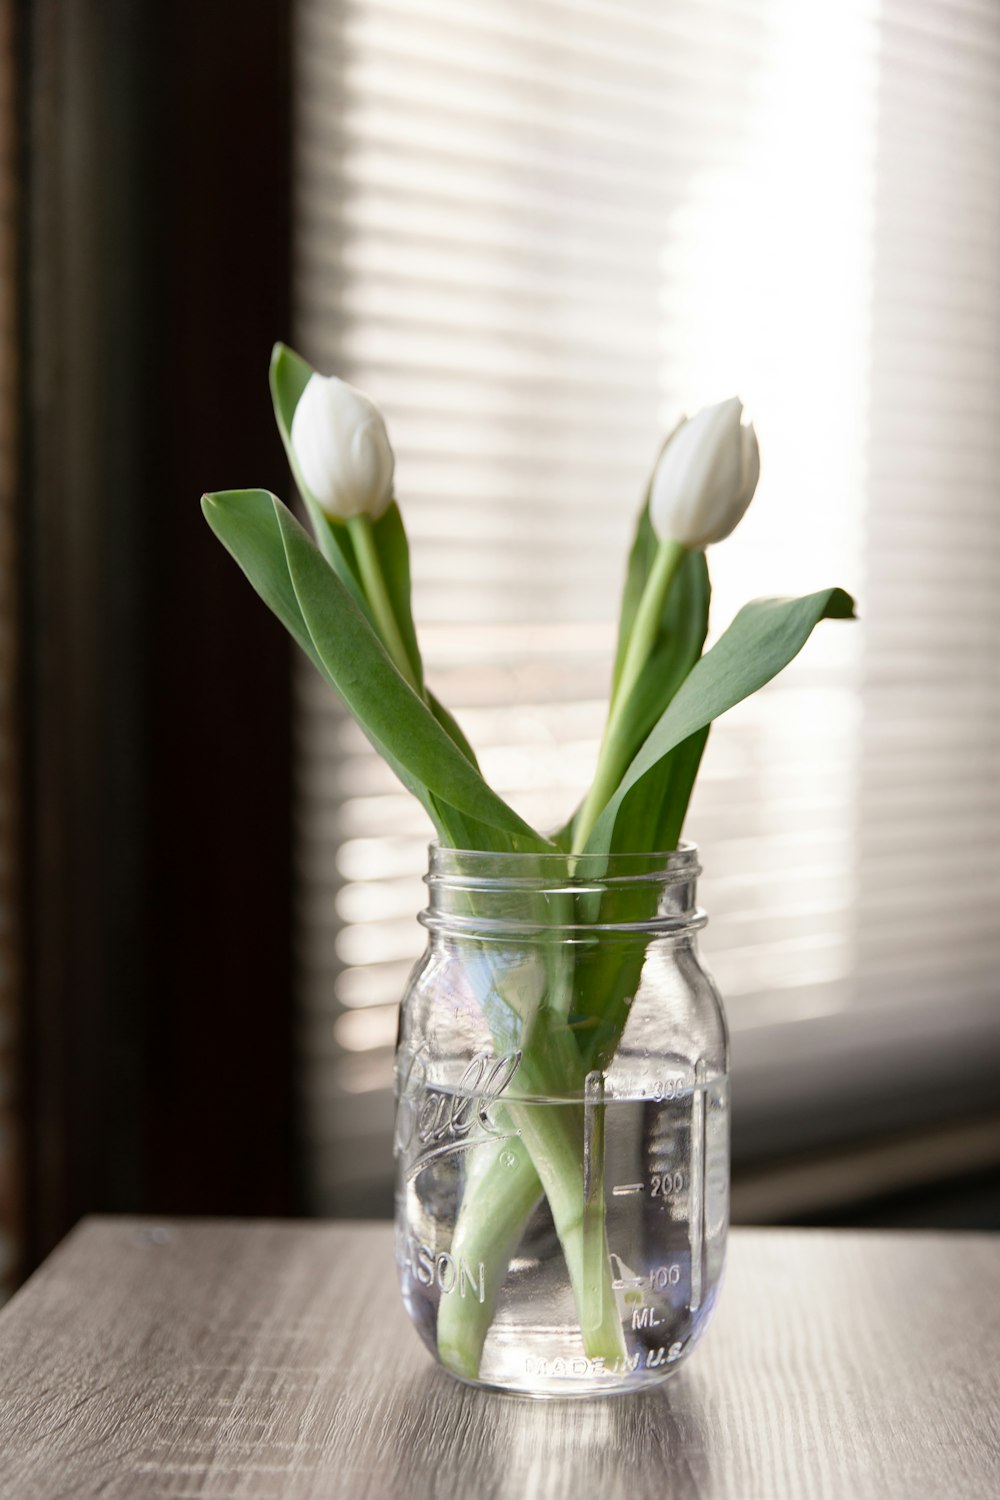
611 1263 682 1292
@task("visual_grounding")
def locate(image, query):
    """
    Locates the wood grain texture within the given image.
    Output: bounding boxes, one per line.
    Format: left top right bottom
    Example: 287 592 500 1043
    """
0 1220 997 1499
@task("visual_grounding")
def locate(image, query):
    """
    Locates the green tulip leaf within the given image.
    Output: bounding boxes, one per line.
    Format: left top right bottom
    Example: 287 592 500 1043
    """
202 487 434 824
583 586 856 857
428 691 480 769
202 488 548 851
199 486 327 677
611 531 710 774
606 722 710 862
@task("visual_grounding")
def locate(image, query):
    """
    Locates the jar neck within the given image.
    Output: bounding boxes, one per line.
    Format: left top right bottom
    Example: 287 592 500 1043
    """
422 845 703 937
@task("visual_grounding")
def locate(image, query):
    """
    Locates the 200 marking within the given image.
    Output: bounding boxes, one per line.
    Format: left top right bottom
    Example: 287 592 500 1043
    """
651 1170 684 1198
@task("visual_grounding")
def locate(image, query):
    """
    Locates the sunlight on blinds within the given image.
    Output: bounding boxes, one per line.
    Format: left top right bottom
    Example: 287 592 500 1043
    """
293 0 1000 1207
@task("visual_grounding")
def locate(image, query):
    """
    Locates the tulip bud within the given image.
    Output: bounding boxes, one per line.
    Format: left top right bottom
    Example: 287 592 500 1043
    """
290 372 395 521
649 397 760 550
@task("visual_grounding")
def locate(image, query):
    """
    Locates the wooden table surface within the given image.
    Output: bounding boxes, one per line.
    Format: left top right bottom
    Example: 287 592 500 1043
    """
0 1219 997 1499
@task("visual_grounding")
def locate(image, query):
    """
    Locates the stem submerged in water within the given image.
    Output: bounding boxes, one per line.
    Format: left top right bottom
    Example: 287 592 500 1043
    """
437 1092 626 1380
508 1090 627 1366
436 1136 542 1381
424 860 636 1381
435 939 627 1379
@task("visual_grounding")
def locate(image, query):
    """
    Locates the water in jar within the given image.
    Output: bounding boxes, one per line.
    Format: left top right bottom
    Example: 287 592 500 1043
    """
395 1072 729 1397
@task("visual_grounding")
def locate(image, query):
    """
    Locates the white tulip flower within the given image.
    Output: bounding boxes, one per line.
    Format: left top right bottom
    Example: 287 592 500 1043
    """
290 372 395 521
649 397 760 551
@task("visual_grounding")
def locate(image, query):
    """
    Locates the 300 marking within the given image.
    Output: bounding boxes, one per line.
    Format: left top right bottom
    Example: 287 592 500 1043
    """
608 1075 689 1101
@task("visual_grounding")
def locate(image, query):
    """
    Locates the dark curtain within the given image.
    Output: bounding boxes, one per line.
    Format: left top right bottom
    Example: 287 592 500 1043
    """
17 0 295 1272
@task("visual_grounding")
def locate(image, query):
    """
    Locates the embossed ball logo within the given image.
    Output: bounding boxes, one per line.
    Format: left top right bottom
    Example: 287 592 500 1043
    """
394 1047 523 1180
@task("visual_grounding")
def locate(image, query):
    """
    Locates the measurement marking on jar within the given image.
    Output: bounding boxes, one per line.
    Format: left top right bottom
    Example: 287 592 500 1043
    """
631 1306 662 1329
608 1075 690 1102
610 1257 682 1294
611 1182 645 1197
651 1171 684 1197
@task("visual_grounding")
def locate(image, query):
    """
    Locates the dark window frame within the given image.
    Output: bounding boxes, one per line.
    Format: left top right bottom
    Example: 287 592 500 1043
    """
18 0 296 1271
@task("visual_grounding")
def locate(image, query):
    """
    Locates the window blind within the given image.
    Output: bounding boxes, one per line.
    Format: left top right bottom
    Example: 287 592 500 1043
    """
293 0 1000 1210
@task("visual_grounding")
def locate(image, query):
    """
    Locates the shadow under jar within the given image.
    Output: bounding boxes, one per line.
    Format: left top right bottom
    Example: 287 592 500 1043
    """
393 845 729 1398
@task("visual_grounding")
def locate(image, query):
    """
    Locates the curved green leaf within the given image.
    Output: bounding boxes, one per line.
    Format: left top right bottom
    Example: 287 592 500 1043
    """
616 543 710 760
428 691 480 769
202 489 432 824
203 487 547 849
584 587 856 856
200 486 326 676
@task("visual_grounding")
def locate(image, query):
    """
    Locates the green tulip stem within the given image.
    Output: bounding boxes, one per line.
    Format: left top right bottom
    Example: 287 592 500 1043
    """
347 513 421 694
572 536 687 854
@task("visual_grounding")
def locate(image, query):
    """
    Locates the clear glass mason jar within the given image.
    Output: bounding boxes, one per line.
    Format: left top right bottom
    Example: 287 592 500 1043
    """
393 845 729 1398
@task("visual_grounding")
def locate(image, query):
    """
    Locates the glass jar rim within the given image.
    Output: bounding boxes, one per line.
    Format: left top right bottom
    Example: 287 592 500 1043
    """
427 842 700 884
422 843 704 936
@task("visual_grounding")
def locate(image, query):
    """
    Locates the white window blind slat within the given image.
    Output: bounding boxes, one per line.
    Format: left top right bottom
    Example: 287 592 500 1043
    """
293 0 1000 1210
